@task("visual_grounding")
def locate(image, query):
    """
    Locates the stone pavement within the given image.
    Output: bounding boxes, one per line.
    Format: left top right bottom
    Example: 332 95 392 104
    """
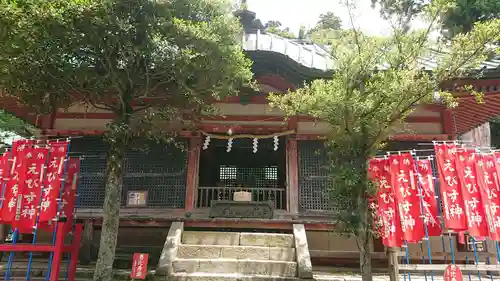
1 260 495 281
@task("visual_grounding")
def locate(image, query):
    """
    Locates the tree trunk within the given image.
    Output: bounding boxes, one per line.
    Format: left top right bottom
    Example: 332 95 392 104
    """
356 229 373 281
387 247 399 281
93 129 127 281
356 186 373 281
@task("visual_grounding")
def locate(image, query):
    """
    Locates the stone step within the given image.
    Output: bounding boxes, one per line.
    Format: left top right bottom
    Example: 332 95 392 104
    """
170 272 300 281
182 231 294 247
173 258 297 277
178 244 296 261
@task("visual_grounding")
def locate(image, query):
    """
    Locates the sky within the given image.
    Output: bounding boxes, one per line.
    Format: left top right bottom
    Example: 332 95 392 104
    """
246 0 428 36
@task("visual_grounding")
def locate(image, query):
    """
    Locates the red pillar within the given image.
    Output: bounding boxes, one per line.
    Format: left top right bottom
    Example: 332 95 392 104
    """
287 138 299 214
49 223 66 281
67 223 83 281
185 136 201 211
442 109 456 139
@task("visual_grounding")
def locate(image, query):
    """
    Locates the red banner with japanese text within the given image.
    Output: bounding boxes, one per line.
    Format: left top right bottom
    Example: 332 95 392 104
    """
368 158 384 238
434 143 467 231
40 157 80 232
390 153 425 243
476 154 500 241
455 149 489 238
416 159 442 236
0 152 10 222
130 253 149 279
12 146 48 233
38 141 69 223
372 158 403 247
61 158 79 231
0 139 35 222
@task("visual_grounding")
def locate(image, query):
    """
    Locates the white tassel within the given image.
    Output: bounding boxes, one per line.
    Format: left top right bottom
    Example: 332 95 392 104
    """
202 136 210 150
226 138 233 152
252 138 258 153
273 136 279 151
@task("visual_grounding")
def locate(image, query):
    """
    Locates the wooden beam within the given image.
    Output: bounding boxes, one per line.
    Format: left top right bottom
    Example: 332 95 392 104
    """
199 124 288 134
287 137 299 214
295 134 452 141
442 109 455 138
399 264 500 272
185 136 201 211
42 129 194 138
56 112 441 124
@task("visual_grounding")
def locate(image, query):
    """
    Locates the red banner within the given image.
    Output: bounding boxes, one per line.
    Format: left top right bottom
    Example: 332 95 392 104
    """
390 153 425 243
476 154 500 241
41 157 80 233
130 253 149 279
444 264 463 281
61 158 79 227
416 159 442 236
12 146 49 233
0 139 35 222
434 143 467 231
456 149 489 238
368 159 384 238
372 158 403 247
38 141 69 223
0 152 10 223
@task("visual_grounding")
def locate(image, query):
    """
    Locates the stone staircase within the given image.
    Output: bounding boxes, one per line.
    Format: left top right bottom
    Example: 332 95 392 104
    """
156 222 313 281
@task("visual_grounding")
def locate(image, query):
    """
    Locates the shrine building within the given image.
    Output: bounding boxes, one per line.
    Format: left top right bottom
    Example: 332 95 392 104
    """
1 8 500 270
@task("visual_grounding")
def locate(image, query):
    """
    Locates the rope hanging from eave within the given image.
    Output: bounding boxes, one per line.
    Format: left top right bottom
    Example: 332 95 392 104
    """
199 130 295 140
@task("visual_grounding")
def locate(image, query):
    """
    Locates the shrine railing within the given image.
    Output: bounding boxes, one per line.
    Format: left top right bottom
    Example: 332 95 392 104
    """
196 186 287 210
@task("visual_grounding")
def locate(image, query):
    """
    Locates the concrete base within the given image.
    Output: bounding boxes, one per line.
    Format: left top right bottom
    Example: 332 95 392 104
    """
164 272 300 281
157 224 312 281
173 258 297 277
178 245 295 261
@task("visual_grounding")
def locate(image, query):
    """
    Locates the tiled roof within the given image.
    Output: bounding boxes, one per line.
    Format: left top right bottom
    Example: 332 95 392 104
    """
242 31 500 73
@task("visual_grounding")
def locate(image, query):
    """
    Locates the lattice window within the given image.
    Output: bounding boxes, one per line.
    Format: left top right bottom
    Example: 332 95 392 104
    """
71 137 188 209
298 140 333 211
219 166 237 180
265 166 278 180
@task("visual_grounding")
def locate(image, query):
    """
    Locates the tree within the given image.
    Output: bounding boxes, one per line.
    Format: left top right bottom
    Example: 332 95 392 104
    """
268 1 500 281
264 20 296 39
306 11 344 45
0 110 34 143
317 11 343 30
0 1 253 281
440 0 500 38
373 0 500 38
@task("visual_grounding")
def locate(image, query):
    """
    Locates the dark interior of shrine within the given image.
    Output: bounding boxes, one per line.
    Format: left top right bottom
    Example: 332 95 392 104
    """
197 137 287 209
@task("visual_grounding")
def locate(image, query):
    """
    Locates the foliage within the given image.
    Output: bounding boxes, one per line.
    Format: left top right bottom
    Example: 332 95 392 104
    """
490 117 500 148
305 11 344 45
316 12 343 30
264 20 296 39
0 110 34 143
440 0 500 39
372 0 500 39
0 1 253 281
269 1 500 279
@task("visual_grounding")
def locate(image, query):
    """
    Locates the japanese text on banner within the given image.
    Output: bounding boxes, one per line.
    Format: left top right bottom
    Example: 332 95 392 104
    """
130 253 149 280
456 149 489 238
0 152 10 222
476 154 500 241
372 158 403 247
416 159 442 236
13 146 48 233
368 159 384 238
38 141 69 223
390 154 424 243
0 139 35 222
434 143 467 231
61 158 79 231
